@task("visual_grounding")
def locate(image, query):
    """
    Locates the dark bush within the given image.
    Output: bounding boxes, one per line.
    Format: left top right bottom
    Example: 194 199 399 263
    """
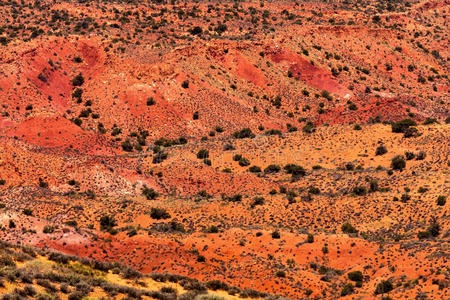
265 129 282 136
248 166 261 173
233 128 255 139
391 156 406 170
23 208 33 216
375 145 387 156
436 195 446 206
206 280 229 291
264 164 280 174
121 139 133 152
341 223 358 234
405 151 415 160
428 222 440 237
189 26 203 35
391 119 416 133
348 271 363 282
284 164 306 177
423 118 438 125
375 280 393 295
223 194 242 202
302 121 316 133
369 180 379 192
223 143 235 151
276 270 286 278
403 126 419 138
345 162 355 171
197 149 209 159
250 197 265 208
341 283 354 296
353 185 367 196
153 151 168 164
150 208 171 220
142 186 159 200
308 186 320 195
71 73 85 87
238 157 250 167
99 215 117 232
416 151 426 160
206 225 219 233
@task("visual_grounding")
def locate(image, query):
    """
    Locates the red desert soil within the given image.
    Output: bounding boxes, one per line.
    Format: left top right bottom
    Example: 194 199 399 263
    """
0 0 448 299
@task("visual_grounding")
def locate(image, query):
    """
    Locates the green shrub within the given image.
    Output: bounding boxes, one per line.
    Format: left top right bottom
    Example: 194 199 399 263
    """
223 194 242 202
264 164 280 174
284 164 306 177
423 118 438 125
321 90 332 101
206 225 219 233
251 197 265 208
405 151 415 160
197 149 209 159
233 128 255 139
353 185 367 196
391 156 406 170
238 157 250 167
189 26 202 35
248 166 261 173
271 231 280 239
403 126 419 138
43 225 55 234
391 119 416 133
341 283 354 296
375 145 387 156
436 195 446 206
417 231 430 239
345 162 355 171
150 208 171 220
265 129 282 136
153 151 168 163
276 270 286 278
341 222 358 234
99 215 117 231
375 280 393 295
121 139 133 152
416 151 426 160
428 222 440 237
348 271 363 282
71 73 85 86
417 222 440 239
142 186 158 200
369 180 379 192
23 208 33 216
232 154 242 161
302 121 316 133
308 186 320 195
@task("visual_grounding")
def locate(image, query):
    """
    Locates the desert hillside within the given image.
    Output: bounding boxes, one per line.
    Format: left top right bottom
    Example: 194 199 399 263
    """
0 0 448 299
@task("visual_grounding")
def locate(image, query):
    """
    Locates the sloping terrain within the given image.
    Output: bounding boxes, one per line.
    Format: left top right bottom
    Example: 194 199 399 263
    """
0 241 272 299
0 0 448 299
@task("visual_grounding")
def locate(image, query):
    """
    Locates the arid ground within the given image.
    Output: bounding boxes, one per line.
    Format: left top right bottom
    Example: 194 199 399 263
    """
0 0 448 299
